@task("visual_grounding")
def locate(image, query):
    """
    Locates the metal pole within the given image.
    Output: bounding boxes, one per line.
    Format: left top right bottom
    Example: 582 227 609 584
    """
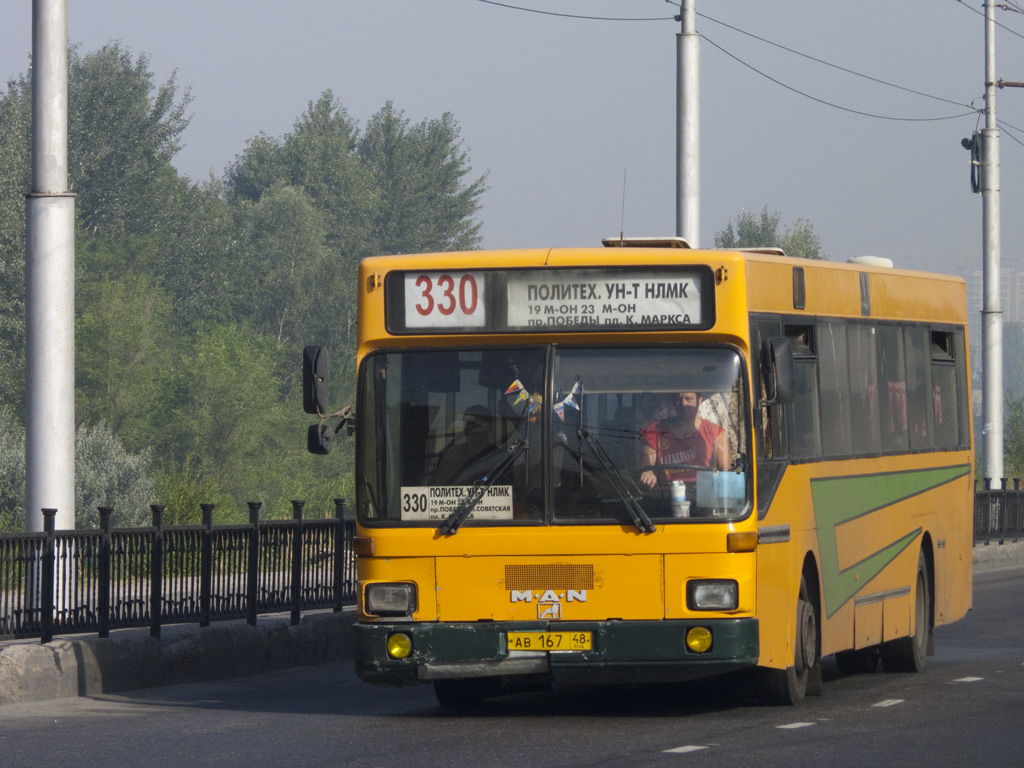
26 0 75 531
982 1 1003 488
676 0 700 247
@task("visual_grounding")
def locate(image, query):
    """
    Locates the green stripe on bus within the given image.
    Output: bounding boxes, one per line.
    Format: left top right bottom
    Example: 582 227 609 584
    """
811 465 969 618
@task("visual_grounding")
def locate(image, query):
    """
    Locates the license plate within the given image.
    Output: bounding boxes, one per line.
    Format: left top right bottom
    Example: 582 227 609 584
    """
506 631 592 652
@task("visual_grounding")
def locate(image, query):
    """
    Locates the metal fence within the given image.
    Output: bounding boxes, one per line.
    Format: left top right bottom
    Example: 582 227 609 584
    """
975 480 1024 545
0 499 356 643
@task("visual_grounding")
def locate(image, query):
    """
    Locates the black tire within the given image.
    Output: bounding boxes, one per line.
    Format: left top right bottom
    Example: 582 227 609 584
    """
834 646 880 675
433 678 498 708
756 575 818 705
881 550 930 673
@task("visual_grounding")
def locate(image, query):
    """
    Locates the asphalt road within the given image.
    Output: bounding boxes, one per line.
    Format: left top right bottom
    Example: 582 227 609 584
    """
1 569 1021 768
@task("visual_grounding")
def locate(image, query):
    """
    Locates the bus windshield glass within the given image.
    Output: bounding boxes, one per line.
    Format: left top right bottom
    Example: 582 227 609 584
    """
357 346 750 527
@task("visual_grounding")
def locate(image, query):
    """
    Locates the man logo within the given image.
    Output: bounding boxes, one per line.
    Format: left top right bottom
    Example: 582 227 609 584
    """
509 590 587 603
538 601 561 620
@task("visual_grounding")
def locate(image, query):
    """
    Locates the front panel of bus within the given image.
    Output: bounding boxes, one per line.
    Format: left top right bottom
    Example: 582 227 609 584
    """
351 252 761 688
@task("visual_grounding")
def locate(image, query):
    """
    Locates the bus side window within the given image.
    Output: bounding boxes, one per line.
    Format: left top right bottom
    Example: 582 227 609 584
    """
848 323 881 455
817 321 853 457
751 318 783 461
904 326 934 451
876 325 909 453
784 324 822 460
930 330 960 449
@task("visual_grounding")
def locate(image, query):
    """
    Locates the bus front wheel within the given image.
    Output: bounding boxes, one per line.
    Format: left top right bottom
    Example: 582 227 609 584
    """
880 550 930 673
756 576 818 705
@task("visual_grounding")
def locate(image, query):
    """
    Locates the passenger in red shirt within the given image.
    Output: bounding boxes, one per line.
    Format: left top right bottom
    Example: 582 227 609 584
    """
639 392 730 488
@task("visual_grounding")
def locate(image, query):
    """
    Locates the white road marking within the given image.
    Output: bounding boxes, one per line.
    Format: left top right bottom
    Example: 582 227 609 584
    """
952 676 984 683
776 722 815 729
663 745 708 754
872 699 904 707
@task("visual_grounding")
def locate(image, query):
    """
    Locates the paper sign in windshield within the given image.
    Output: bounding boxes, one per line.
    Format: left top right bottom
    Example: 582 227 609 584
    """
400 486 514 521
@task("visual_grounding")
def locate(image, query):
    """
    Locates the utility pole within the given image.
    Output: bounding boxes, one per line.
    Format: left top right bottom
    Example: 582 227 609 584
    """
981 1 1003 488
675 0 700 247
25 0 75 531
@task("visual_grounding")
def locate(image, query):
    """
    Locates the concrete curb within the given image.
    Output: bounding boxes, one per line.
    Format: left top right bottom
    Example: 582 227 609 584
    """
0 608 355 706
973 539 1024 572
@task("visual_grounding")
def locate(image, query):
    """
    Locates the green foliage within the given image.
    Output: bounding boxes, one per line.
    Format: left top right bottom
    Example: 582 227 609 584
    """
154 455 235 526
359 101 487 255
0 407 25 532
0 46 487 530
0 74 31 411
1005 392 1024 481
69 44 192 236
75 422 154 528
714 206 826 260
76 272 173 448
0 410 155 531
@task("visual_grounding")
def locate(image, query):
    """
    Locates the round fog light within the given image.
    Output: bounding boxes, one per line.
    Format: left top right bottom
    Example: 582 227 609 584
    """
686 626 713 653
386 633 413 659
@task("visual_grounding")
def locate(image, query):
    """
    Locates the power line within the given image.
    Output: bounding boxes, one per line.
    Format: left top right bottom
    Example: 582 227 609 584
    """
475 0 671 22
476 1 983 122
697 12 973 110
955 0 1024 42
702 35 978 122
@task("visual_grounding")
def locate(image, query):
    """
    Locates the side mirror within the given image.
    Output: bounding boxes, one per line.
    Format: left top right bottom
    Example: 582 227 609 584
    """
308 423 333 455
303 346 329 415
760 337 795 406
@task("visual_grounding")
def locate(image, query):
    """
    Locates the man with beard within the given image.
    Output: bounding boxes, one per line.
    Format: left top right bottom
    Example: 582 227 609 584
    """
638 392 730 490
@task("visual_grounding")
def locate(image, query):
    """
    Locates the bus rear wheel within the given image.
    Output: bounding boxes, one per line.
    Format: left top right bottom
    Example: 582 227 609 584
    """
756 576 818 705
881 550 930 673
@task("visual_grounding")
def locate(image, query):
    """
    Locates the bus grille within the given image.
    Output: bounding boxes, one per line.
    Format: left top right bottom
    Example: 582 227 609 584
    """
504 564 594 591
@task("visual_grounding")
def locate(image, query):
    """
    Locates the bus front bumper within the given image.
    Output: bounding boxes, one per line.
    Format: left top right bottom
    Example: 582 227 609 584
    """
353 619 759 687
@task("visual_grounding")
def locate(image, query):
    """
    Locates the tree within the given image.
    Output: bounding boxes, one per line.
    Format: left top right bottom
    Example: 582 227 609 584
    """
0 409 154 531
715 206 826 260
68 44 192 236
75 422 154 528
231 183 334 345
76 272 175 450
0 73 31 412
226 91 378 264
359 101 486 255
1005 392 1024 481
0 407 25 532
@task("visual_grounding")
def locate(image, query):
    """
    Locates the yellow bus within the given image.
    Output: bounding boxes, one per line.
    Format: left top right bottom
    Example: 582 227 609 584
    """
308 239 973 706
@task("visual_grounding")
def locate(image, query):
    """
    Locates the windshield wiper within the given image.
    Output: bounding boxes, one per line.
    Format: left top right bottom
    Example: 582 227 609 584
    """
438 439 527 536
577 427 656 534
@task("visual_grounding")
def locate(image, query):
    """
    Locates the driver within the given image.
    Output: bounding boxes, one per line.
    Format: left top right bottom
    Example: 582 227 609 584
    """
639 392 730 488
433 404 499 484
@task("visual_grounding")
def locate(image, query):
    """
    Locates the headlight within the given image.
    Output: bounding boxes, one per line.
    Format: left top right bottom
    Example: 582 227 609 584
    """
365 582 417 617
687 579 738 611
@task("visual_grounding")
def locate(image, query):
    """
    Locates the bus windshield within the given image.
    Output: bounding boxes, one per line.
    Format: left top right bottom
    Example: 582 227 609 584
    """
357 346 750 527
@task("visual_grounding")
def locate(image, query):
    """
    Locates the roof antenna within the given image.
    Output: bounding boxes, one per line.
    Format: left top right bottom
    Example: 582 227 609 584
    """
619 169 627 245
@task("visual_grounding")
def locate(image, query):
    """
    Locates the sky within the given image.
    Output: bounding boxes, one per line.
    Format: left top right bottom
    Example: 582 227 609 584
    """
2 0 1023 277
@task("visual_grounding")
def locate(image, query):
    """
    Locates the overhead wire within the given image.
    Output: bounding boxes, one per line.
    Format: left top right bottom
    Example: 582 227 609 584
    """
955 0 1024 42
475 1 986 122
474 0 671 22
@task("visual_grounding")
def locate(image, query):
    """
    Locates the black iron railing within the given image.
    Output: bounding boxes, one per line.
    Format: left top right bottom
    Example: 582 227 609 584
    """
0 499 355 643
975 479 1024 545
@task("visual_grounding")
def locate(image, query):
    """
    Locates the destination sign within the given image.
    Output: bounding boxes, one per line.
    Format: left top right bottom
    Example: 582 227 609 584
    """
505 270 704 329
386 267 712 334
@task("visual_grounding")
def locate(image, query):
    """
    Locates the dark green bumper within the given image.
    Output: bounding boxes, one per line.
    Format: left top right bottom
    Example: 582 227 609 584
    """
353 619 759 687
